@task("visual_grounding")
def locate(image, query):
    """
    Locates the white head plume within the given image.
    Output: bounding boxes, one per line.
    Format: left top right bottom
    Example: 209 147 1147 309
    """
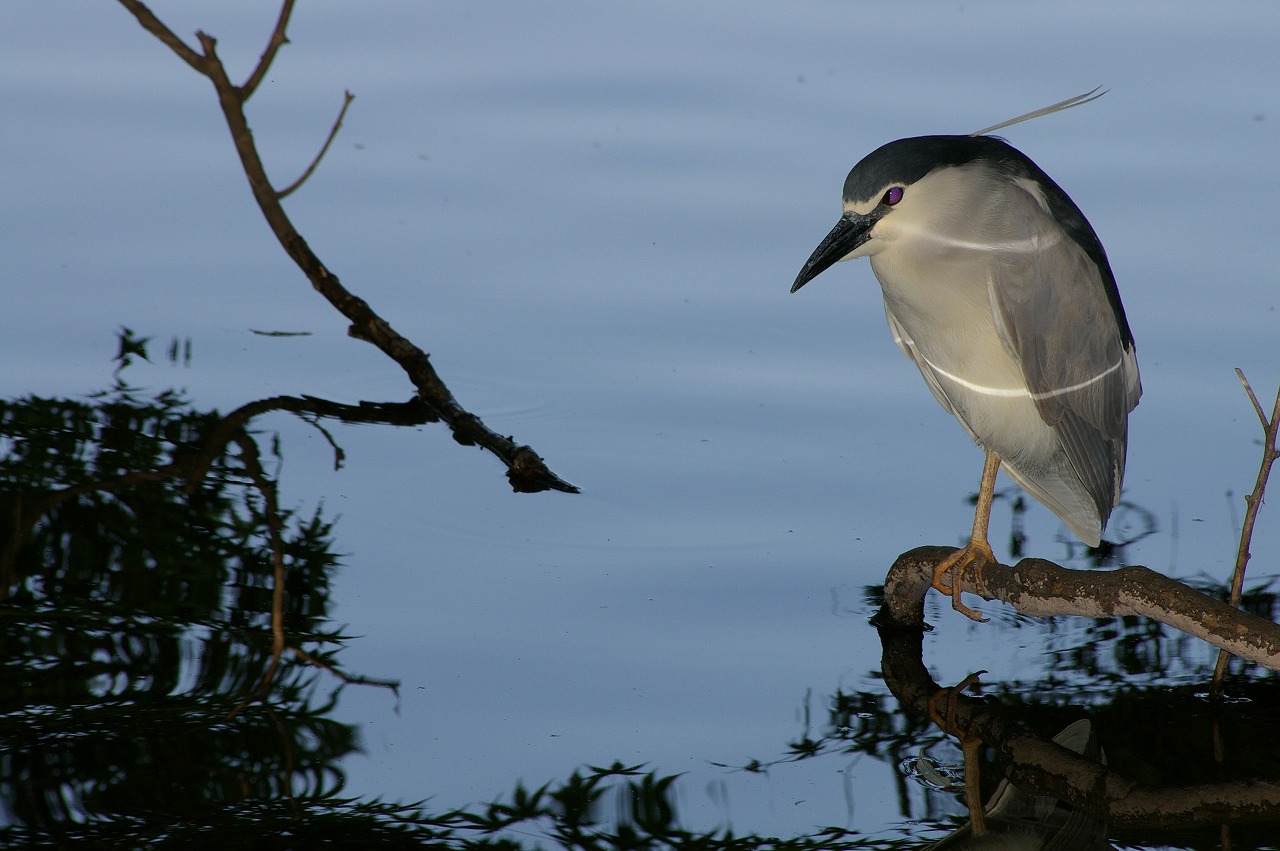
971 87 1106 137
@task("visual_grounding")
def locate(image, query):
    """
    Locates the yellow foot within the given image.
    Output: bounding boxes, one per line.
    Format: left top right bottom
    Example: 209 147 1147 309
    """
931 539 995 622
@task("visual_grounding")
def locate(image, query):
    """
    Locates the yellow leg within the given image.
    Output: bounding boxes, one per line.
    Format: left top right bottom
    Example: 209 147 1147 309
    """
961 736 987 836
926 671 988 834
931 451 1000 621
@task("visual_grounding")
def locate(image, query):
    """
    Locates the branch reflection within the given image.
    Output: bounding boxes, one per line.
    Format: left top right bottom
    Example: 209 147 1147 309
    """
876 604 1280 846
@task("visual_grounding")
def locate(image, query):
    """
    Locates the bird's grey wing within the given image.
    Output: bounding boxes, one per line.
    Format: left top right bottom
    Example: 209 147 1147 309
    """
987 181 1141 522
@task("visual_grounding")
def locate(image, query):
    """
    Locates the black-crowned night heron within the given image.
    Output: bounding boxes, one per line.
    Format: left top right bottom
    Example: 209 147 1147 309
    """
791 92 1141 620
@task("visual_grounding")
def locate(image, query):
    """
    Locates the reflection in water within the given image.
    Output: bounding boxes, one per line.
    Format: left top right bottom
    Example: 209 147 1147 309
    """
2 337 1279 847
0 342 866 847
978 485 1158 570
920 719 1110 849
0 341 414 843
875 609 1280 849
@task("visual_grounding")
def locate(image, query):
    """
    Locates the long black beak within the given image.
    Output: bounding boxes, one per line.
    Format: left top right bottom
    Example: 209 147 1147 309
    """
790 214 874 293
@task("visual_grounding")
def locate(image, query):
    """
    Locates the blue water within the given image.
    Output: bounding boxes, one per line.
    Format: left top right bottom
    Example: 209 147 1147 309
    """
3 1 1278 843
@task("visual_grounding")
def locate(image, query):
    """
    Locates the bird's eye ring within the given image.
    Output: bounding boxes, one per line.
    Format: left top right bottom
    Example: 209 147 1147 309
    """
882 186 904 206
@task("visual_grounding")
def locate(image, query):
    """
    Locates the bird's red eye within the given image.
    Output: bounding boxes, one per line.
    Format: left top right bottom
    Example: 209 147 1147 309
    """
882 186 904 206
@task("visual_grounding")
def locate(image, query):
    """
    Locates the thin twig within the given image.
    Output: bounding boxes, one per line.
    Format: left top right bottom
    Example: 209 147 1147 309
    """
1227 371 1280 601
291 645 400 694
241 0 295 100
277 90 354 199
1211 371 1280 696
1237 367 1271 431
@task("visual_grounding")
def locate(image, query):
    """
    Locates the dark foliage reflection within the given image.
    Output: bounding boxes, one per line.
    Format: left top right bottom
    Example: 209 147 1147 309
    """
0 336 360 834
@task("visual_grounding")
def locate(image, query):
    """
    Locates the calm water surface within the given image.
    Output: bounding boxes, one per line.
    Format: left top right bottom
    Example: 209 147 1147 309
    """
3 2 1279 846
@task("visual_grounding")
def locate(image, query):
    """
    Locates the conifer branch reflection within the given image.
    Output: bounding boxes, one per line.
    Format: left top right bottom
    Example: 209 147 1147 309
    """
0 372 371 833
2 378 411 705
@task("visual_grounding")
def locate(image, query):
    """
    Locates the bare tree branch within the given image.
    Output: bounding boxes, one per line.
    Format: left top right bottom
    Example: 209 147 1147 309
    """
117 0 578 495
